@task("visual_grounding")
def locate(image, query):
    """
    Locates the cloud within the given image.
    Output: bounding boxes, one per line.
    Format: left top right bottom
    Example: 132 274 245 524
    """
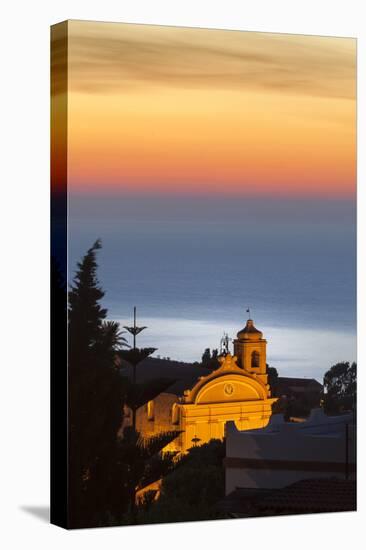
58 20 356 99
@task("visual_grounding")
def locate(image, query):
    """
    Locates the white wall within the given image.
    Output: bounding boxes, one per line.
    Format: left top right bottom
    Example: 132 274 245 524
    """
225 413 356 493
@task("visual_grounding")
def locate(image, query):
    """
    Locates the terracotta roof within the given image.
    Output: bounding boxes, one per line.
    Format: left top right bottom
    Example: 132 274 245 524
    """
255 478 356 514
277 377 323 388
239 322 261 334
237 319 263 340
219 478 356 517
217 488 272 515
120 357 211 395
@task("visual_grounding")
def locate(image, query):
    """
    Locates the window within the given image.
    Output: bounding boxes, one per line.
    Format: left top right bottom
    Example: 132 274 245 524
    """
147 400 154 421
251 350 260 369
171 403 180 425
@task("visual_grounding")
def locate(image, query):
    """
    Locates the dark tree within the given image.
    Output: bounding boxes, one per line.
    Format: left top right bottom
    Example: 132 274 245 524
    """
201 348 219 370
68 240 129 528
67 240 181 527
68 239 107 360
136 440 225 524
268 366 279 390
51 257 67 525
201 348 211 365
116 349 181 521
323 361 357 415
118 428 181 524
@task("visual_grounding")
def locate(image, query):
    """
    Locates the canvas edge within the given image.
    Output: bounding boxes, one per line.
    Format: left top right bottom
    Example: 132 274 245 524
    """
50 19 69 530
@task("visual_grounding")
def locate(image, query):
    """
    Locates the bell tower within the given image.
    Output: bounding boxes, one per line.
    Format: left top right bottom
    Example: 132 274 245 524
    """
233 318 268 385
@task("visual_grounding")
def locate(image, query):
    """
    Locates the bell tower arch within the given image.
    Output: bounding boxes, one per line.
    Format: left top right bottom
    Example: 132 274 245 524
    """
233 319 268 385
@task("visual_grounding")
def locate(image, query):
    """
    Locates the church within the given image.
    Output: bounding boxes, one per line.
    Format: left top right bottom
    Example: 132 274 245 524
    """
124 318 277 453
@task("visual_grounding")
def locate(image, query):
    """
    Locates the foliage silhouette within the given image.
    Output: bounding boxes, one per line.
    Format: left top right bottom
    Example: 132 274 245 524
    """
323 361 357 415
67 240 181 527
68 240 129 527
201 347 219 369
136 439 225 524
51 256 68 525
267 366 278 389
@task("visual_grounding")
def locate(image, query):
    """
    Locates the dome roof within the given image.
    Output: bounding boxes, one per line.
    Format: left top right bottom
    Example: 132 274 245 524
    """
237 319 263 340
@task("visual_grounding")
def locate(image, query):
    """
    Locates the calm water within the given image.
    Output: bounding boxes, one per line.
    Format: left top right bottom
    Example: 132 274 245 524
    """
68 194 356 381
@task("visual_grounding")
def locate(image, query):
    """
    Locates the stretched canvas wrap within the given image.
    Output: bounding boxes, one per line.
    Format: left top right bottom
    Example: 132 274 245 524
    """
51 20 357 529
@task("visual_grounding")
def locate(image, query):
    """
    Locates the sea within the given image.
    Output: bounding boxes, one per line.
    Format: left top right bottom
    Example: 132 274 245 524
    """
68 194 356 382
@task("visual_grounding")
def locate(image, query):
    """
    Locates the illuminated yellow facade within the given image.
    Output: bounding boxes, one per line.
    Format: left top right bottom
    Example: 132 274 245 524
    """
135 319 277 453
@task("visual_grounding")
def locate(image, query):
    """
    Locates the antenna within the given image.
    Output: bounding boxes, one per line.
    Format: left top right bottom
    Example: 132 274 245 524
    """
123 306 147 349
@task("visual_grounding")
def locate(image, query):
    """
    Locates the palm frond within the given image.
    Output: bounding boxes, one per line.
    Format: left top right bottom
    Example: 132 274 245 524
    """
138 430 182 459
101 320 129 350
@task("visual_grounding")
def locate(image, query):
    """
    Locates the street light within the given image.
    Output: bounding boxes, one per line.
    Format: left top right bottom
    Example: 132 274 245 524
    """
121 307 157 429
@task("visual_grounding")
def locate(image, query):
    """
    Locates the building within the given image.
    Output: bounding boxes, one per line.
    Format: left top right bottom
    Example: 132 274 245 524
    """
123 318 277 452
275 376 323 401
224 408 356 495
217 478 356 518
273 376 323 416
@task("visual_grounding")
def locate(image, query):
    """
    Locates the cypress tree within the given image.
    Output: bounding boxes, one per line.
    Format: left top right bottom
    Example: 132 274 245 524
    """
68 240 128 527
68 239 107 361
67 240 181 527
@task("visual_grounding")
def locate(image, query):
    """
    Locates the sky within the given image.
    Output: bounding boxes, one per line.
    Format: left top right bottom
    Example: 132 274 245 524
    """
51 21 356 378
53 20 357 198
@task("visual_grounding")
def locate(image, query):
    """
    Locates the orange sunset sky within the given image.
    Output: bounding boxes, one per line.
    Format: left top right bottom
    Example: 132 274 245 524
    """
55 20 356 197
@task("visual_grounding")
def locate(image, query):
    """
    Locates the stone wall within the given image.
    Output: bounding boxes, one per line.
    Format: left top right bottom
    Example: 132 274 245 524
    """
135 392 183 451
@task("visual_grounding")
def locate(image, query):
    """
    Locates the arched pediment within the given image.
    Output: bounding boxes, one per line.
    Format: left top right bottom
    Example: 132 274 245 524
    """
181 354 269 404
195 374 267 404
